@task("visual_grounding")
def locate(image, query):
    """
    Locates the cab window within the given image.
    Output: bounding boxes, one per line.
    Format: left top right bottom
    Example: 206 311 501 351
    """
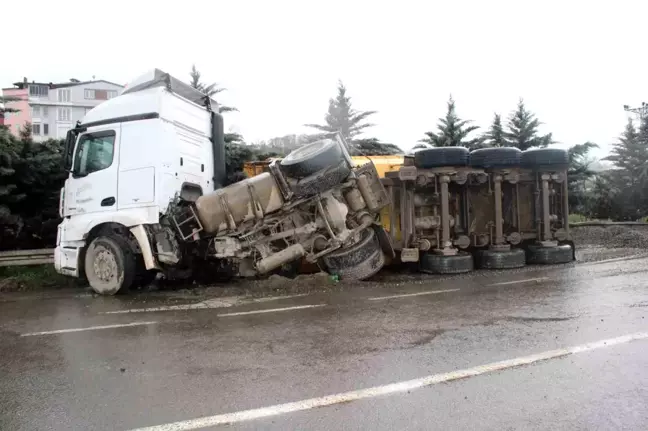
73 130 116 177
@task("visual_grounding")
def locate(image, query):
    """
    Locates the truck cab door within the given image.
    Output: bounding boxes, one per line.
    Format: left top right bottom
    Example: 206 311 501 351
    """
65 127 120 216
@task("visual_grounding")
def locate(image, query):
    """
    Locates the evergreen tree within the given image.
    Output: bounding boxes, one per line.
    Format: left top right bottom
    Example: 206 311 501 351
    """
505 99 553 150
605 119 647 185
482 113 506 147
567 142 598 215
420 96 482 149
305 80 376 141
305 81 399 155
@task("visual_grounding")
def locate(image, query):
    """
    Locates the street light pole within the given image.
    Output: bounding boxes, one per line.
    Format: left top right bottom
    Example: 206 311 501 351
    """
623 102 648 120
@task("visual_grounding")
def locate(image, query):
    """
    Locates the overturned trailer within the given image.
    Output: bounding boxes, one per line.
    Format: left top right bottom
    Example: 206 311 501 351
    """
383 146 573 273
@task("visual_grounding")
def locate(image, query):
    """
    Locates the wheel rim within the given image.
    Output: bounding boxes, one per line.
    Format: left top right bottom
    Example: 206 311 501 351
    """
94 246 119 283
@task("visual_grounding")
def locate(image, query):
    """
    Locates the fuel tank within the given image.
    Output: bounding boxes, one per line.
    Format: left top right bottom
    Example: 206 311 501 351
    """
194 172 284 234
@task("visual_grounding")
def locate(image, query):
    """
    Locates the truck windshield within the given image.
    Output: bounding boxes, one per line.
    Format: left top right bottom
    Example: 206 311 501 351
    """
73 131 116 177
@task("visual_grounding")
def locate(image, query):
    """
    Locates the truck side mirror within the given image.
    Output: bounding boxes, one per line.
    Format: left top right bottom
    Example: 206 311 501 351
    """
63 130 75 171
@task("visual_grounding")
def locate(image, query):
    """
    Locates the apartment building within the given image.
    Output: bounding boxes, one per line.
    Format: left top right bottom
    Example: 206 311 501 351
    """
2 78 123 141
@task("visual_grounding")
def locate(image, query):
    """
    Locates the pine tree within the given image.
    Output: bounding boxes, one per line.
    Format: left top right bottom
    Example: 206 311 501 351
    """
420 96 482 149
482 113 506 147
505 99 553 150
604 118 648 219
567 141 598 214
305 80 376 141
605 119 646 183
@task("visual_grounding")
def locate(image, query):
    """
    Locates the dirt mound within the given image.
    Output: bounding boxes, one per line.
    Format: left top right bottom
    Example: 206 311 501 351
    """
572 225 648 248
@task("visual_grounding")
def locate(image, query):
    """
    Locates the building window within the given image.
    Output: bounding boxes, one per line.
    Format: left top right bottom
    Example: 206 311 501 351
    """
31 106 40 117
32 123 41 135
85 89 116 100
29 85 49 97
58 108 71 121
43 106 49 118
58 89 70 102
73 131 116 176
43 124 49 136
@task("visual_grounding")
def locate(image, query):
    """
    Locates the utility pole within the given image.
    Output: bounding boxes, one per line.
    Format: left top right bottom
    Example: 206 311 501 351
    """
624 102 648 120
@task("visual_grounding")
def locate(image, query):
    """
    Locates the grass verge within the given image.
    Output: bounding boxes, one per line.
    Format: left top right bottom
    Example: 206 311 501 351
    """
0 265 72 292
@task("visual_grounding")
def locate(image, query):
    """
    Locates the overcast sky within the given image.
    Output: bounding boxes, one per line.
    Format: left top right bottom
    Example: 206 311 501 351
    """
4 0 646 157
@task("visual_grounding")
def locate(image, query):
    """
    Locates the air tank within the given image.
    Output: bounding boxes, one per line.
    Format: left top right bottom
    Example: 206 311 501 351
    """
194 172 284 234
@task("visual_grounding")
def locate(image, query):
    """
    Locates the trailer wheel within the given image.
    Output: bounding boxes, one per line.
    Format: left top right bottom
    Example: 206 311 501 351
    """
84 235 137 295
292 161 352 197
477 248 526 269
470 147 522 169
321 229 385 280
526 244 573 264
414 147 469 169
279 139 343 179
420 251 474 274
521 148 569 169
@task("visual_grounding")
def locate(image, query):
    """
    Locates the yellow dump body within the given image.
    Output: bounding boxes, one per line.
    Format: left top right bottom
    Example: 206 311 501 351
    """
243 156 404 179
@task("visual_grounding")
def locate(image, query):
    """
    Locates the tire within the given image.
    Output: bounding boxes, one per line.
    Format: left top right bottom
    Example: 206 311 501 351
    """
321 229 385 280
470 147 521 169
414 147 469 169
521 148 569 169
135 270 158 288
279 139 343 179
526 244 573 264
477 248 526 269
292 161 352 197
420 251 474 274
84 235 137 295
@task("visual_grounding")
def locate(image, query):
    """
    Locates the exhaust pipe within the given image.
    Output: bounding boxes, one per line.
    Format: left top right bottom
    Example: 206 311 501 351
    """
256 244 306 274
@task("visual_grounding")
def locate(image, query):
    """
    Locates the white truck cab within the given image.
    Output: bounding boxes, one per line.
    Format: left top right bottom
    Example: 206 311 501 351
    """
55 69 226 291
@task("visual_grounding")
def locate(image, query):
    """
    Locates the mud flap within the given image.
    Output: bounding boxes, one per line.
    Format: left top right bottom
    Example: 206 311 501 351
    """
373 225 395 259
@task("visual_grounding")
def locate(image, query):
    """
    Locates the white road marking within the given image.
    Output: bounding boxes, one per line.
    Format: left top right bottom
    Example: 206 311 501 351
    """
21 321 159 337
368 289 459 301
217 304 325 317
127 331 648 431
253 294 310 302
488 277 548 286
102 294 312 314
102 299 233 314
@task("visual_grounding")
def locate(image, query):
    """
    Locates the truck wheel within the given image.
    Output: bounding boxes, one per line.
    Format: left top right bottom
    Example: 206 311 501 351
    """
292 161 352 197
526 244 573 264
477 248 526 269
279 139 343 179
321 229 385 280
414 147 469 169
470 147 521 169
420 251 473 274
521 148 569 169
84 235 136 295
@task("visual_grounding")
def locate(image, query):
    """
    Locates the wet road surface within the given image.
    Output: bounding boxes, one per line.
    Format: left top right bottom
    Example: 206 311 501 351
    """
1 253 648 430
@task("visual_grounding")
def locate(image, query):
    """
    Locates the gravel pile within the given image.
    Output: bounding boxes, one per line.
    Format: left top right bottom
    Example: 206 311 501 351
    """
572 225 648 248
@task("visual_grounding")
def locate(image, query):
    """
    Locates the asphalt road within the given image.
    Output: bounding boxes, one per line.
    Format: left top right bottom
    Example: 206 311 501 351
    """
1 252 648 431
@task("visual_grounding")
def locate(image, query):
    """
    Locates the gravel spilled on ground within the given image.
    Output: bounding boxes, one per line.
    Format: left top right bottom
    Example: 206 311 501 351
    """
571 225 648 249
